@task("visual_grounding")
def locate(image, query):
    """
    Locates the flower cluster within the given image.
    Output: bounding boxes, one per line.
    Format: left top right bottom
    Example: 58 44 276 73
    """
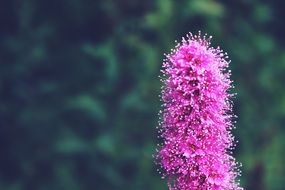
157 32 242 190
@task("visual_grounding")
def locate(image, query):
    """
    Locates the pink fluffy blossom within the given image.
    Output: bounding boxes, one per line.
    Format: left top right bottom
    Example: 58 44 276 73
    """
157 32 243 190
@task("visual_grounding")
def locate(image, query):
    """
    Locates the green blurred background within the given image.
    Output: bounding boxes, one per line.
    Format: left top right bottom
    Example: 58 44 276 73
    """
1 0 285 189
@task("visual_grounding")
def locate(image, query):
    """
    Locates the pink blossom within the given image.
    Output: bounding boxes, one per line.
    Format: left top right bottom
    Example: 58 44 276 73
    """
157 32 242 190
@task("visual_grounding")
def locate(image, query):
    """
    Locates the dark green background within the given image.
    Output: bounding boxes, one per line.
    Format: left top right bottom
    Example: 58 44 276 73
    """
1 0 285 189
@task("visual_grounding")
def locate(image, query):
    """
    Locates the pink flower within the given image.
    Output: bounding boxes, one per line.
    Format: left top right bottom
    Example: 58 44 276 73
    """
157 32 242 190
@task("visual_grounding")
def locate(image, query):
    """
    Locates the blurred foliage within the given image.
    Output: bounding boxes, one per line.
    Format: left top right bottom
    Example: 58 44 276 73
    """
0 0 285 189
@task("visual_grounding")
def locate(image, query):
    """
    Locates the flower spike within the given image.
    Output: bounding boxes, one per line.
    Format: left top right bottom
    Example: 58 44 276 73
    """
157 32 243 190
